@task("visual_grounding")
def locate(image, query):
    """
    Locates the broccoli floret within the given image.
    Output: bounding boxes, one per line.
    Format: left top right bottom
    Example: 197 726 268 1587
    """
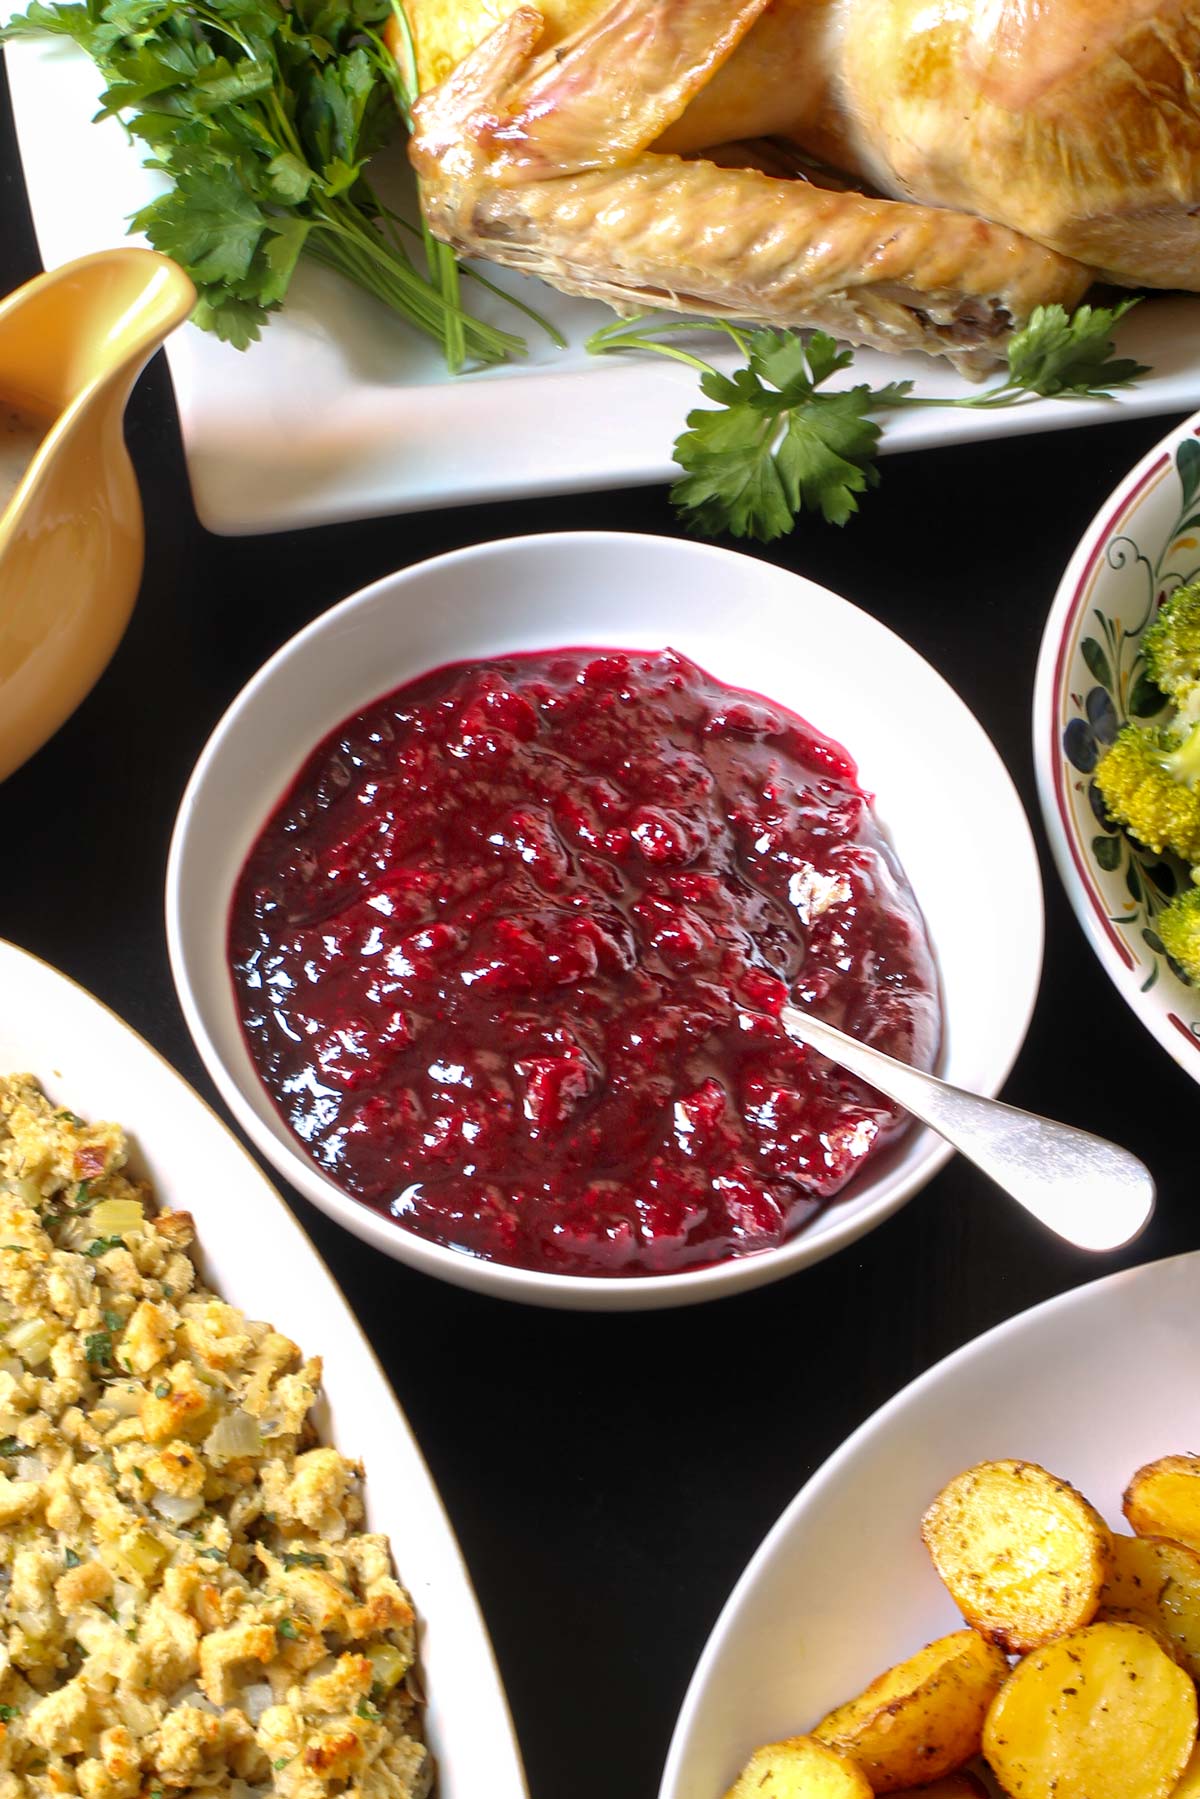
1094 721 1200 861
1158 885 1200 985
1095 586 1200 937
1143 579 1200 706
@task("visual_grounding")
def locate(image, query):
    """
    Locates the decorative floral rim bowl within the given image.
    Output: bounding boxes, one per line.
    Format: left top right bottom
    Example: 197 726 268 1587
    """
1034 409 1200 1079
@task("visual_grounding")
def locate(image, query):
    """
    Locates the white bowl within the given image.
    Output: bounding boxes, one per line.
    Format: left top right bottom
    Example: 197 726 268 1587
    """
0 937 527 1799
167 531 1043 1311
659 1246 1200 1799
1035 410 1200 1079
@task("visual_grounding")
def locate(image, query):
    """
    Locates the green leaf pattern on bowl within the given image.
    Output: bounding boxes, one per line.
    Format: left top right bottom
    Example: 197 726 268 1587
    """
1062 438 1200 1004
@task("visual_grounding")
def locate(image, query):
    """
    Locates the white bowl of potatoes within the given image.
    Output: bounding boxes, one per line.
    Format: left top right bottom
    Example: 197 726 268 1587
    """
660 1249 1200 1799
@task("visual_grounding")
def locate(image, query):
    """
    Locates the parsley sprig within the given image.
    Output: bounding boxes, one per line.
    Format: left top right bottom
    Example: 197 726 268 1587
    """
1 0 556 369
588 300 1150 542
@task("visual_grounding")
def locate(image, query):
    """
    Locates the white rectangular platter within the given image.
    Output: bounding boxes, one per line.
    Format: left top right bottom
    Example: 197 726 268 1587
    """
6 28 1200 536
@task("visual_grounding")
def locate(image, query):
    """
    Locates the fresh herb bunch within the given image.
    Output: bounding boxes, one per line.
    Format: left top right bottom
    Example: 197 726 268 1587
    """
1 0 541 368
589 300 1150 541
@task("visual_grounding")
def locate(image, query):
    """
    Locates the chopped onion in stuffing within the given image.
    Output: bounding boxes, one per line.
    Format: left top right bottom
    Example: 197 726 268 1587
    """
204 1408 263 1462
240 1681 274 1724
151 1490 205 1525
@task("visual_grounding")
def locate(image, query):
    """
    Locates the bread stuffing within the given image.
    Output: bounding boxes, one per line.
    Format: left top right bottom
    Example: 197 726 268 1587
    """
0 1075 432 1799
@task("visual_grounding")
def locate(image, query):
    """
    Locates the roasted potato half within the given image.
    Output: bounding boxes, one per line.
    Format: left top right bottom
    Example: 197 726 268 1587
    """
982 1621 1197 1799
922 1460 1111 1653
1099 1533 1200 1680
723 1735 873 1798
812 1629 1007 1793
1125 1458 1200 1555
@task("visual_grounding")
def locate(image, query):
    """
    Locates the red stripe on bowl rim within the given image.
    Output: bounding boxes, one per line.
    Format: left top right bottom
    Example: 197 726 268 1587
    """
1169 1010 1200 1047
1050 449 1176 976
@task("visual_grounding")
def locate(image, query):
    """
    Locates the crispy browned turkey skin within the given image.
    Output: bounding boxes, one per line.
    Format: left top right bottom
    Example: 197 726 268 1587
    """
399 0 1200 370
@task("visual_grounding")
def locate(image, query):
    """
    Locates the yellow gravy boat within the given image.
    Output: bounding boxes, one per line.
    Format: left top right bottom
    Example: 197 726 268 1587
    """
0 248 195 782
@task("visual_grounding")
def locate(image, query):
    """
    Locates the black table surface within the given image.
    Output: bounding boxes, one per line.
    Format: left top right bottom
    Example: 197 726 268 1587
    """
3 50 1197 1799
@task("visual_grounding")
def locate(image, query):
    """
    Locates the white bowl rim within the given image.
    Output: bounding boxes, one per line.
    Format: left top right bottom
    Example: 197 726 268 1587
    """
0 933 529 1796
1033 409 1200 1083
656 1243 1199 1797
167 529 1044 1311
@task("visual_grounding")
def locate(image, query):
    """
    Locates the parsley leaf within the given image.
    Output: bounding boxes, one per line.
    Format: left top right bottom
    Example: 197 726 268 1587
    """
1004 300 1149 398
131 160 268 291
84 1330 113 1369
775 385 883 527
669 330 893 541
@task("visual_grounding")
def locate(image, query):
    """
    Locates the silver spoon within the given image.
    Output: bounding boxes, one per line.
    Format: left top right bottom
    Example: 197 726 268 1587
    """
779 1003 1155 1252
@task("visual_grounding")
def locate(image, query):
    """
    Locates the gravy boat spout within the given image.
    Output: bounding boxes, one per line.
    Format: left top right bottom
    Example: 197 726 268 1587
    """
0 249 195 783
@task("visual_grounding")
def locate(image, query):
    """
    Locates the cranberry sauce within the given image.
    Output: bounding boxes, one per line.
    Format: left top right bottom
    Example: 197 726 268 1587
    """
229 648 940 1276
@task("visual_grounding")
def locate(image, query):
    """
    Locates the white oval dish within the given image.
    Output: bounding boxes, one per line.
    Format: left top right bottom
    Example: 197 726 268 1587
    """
167 530 1044 1311
659 1247 1200 1799
1034 409 1200 1080
0 936 528 1799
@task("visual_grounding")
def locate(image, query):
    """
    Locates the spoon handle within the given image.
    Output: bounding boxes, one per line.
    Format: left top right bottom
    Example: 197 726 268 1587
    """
778 1004 1154 1253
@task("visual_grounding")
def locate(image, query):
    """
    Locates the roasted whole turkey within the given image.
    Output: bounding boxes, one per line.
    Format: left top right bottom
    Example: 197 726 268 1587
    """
393 0 1200 369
